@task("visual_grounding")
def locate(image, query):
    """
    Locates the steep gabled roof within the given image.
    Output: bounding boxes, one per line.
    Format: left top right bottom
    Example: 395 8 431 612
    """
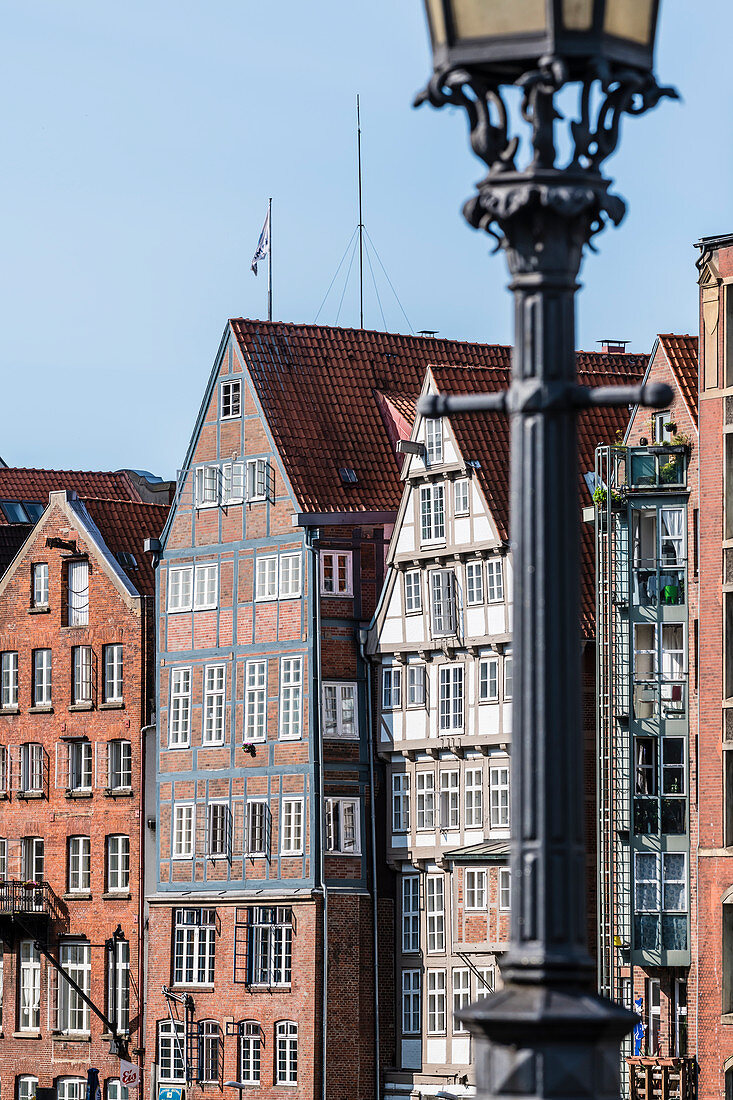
230 319 647 517
657 334 699 427
0 468 142 517
424 357 644 637
79 498 170 598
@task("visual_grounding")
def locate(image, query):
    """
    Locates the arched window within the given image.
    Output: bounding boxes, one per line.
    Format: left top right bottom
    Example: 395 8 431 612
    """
57 1078 86 1100
158 1020 185 1082
239 1021 261 1085
198 1020 220 1083
106 1081 129 1100
275 1021 298 1085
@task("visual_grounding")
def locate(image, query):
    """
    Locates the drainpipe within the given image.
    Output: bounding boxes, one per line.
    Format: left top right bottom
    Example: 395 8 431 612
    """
358 629 381 1100
307 529 328 1100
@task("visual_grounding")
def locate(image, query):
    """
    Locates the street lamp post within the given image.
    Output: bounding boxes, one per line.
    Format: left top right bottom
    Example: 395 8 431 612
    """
415 5 676 1099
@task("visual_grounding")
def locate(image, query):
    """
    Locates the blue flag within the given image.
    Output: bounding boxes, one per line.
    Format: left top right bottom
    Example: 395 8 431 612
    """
633 996 645 1055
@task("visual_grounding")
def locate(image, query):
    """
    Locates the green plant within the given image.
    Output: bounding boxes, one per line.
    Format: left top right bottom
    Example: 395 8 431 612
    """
671 432 690 448
660 459 678 482
593 486 623 507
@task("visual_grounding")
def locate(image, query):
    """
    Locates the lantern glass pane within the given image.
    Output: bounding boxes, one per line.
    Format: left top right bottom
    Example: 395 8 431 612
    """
604 0 654 45
426 0 447 46
562 0 593 31
451 0 547 39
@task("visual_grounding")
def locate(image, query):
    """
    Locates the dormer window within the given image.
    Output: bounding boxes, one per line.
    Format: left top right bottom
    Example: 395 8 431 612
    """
424 418 443 466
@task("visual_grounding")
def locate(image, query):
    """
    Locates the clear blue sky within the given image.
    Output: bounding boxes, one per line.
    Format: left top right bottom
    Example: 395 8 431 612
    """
1 1 730 479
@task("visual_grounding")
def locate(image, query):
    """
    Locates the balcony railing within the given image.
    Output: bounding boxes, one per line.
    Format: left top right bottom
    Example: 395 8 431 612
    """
627 1057 695 1100
0 880 53 918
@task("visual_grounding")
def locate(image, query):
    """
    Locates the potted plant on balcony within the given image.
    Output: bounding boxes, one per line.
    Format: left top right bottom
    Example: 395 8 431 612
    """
592 486 624 509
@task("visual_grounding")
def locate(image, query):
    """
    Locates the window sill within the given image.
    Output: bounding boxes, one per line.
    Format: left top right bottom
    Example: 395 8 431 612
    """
28 706 53 714
102 891 131 900
319 592 353 599
99 701 125 710
0 706 19 715
12 1031 41 1039
104 787 134 798
722 1013 733 1026
63 892 92 901
18 791 44 800
28 606 50 615
51 1032 91 1042
68 703 93 712
65 790 93 799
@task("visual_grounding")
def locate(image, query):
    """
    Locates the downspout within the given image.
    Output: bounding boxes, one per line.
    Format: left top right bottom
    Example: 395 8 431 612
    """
307 530 328 1100
139 593 153 1079
358 630 381 1100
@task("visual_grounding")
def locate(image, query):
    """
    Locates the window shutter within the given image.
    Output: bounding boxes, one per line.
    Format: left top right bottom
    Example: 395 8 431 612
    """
226 805 233 861
265 804 272 861
222 463 232 503
267 461 275 503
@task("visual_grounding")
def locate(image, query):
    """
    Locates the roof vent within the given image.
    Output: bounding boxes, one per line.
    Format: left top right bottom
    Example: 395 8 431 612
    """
117 551 138 570
419 330 439 337
597 339 630 354
339 468 358 485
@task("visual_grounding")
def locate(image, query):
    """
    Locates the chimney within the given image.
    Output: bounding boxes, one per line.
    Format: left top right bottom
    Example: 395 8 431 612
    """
598 339 630 355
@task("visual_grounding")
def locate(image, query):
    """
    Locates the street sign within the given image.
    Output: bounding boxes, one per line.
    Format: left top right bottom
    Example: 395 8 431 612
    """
158 1089 183 1100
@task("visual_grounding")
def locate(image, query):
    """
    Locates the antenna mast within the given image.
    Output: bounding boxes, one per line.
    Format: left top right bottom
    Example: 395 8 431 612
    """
357 94 364 329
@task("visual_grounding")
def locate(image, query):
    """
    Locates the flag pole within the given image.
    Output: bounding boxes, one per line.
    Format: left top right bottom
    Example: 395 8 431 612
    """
267 197 273 322
357 96 364 330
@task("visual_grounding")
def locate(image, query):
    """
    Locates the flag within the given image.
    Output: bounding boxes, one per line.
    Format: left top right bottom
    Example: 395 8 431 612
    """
119 1060 141 1089
633 996 645 1056
251 207 271 275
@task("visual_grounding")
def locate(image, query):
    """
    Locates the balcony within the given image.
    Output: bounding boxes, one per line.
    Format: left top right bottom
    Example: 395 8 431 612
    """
0 880 55 922
627 1057 695 1100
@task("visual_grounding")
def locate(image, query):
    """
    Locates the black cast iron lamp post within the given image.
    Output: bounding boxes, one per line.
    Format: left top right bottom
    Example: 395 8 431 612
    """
415 3 676 1100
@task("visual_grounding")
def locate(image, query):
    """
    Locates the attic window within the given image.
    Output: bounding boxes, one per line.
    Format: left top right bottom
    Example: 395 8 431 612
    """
117 551 138 570
339 468 358 486
0 501 43 524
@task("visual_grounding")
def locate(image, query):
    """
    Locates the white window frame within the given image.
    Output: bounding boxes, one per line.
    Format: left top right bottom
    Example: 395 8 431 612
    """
439 664 464 733
325 798 361 854
1 651 18 709
255 556 278 601
108 740 132 790
0 836 7 877
402 875 420 953
407 665 426 707
417 772 435 831
20 742 44 793
430 568 456 637
172 804 195 859
320 551 353 596
439 770 460 830
195 465 220 508
477 967 495 998
424 418 443 465
18 1077 38 1100
427 969 446 1035
479 656 499 703
486 558 504 603
465 560 484 606
420 484 445 544
504 649 513 700
499 867 511 910
207 802 230 860
22 837 44 881
281 798 304 855
404 569 422 613
382 667 402 710
322 682 358 739
402 969 421 1035
169 668 192 747
426 874 445 953
203 664 226 745
107 834 130 891
239 1022 262 1085
67 560 89 627
465 869 487 910
158 1020 186 1083
194 563 218 610
221 378 242 420
173 908 216 986
246 458 271 503
222 460 245 505
31 563 49 608
454 478 470 516
72 646 93 705
490 765 510 829
279 657 302 741
57 1079 86 1100
275 1020 298 1086
68 835 91 893
244 660 267 743
279 553 302 598
198 1020 221 1083
32 649 51 707
167 566 193 612
108 937 130 1033
452 968 471 1033
103 644 124 703
465 767 483 828
392 773 410 833
19 940 41 1031
245 800 268 857
58 941 91 1034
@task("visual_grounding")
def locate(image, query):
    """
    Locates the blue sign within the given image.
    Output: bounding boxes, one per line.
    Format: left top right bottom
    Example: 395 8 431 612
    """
159 1089 183 1100
633 996 645 1056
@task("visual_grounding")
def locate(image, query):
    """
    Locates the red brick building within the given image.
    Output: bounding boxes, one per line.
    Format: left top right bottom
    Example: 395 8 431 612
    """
0 473 168 1100
693 233 733 1100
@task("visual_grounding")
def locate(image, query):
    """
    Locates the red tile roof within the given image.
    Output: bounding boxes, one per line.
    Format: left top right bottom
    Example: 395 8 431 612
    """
658 335 699 427
231 320 647 522
0 468 142 521
80 498 170 598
